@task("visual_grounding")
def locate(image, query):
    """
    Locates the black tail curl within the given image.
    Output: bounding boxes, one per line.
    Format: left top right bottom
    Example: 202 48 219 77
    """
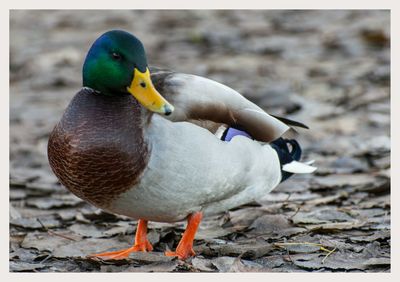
270 138 302 182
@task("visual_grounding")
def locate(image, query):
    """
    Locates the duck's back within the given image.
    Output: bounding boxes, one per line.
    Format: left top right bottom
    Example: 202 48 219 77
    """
47 88 149 208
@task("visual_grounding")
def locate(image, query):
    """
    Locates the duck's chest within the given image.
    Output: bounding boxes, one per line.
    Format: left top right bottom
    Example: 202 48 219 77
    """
47 89 149 208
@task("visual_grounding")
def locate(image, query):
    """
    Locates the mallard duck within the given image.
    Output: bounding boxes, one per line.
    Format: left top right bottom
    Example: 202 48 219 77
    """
48 30 316 260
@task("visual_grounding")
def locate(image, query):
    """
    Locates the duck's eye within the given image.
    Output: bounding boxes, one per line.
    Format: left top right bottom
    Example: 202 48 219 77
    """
140 81 146 88
111 52 122 61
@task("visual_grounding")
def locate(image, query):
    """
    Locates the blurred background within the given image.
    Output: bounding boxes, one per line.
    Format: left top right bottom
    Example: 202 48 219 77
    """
10 10 390 272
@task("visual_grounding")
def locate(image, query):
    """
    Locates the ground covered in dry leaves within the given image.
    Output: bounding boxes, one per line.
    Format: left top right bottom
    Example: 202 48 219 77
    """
10 10 390 272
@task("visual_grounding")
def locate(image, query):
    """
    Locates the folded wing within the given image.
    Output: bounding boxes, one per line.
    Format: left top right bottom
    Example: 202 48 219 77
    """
151 67 295 143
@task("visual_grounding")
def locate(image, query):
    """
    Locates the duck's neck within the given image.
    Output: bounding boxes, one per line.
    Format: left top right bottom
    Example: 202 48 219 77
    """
48 88 151 208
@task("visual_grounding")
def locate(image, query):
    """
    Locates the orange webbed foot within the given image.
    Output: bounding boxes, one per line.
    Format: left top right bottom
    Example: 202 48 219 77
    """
88 219 152 260
165 247 195 260
165 212 203 260
89 240 153 260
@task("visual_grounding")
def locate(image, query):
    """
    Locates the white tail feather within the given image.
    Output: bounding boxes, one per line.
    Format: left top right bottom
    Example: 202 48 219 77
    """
282 161 317 173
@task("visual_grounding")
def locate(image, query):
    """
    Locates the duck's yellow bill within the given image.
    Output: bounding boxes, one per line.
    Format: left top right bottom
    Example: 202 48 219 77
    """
127 68 174 115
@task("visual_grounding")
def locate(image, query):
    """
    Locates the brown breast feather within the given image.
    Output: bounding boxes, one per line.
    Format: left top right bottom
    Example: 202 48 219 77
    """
47 88 149 208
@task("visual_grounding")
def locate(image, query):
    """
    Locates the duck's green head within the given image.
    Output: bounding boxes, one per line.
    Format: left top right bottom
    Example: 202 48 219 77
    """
83 30 173 115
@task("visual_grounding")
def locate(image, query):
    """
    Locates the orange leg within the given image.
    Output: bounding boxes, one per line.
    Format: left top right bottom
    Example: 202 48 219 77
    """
88 219 153 260
165 212 203 260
